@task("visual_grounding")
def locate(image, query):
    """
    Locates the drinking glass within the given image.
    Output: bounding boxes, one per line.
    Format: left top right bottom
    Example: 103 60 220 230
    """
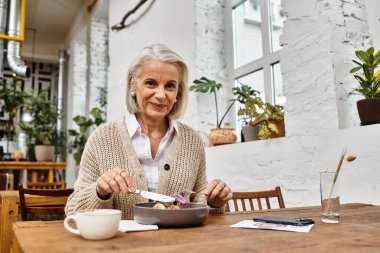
320 171 340 223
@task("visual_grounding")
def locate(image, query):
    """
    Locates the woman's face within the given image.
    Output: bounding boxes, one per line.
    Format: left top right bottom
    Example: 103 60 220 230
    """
132 59 180 120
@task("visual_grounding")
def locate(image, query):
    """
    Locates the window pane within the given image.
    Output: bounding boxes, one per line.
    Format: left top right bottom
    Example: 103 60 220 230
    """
235 69 265 132
269 0 285 52
272 62 286 105
236 69 265 102
233 0 263 68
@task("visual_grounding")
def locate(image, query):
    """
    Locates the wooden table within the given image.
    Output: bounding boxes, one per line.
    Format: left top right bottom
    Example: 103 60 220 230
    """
0 162 67 171
10 203 380 253
0 161 67 184
0 191 70 253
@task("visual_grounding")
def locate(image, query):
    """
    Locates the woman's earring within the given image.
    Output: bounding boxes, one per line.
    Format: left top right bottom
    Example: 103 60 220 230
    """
131 91 136 98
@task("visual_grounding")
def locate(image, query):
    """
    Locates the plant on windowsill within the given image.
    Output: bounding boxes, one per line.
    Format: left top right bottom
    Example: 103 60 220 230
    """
18 90 62 161
234 84 285 140
190 77 237 145
231 84 260 141
68 87 107 165
349 47 380 125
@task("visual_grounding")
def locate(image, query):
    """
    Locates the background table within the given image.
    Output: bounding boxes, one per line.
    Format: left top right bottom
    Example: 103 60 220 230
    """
0 191 69 253
11 203 380 253
0 161 66 185
0 162 67 171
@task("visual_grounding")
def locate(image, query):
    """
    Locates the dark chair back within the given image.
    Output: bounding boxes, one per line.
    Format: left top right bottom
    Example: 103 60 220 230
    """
18 184 73 221
225 186 285 212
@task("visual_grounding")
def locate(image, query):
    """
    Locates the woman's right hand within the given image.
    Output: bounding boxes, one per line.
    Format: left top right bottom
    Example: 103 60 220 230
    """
96 168 136 198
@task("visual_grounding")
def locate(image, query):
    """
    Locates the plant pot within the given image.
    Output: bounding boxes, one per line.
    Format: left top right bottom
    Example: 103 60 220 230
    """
35 145 55 162
209 128 237 146
357 99 380 125
268 121 285 138
241 125 259 142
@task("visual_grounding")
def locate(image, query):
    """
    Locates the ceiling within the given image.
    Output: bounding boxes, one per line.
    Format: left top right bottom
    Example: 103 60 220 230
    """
22 0 86 62
25 0 84 42
22 0 109 62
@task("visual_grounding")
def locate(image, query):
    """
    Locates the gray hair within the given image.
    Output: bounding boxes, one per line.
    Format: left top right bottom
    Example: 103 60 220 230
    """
126 44 188 119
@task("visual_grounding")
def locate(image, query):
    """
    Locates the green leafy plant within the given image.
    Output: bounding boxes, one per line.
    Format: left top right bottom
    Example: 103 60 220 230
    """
0 78 29 141
232 84 260 126
18 90 61 145
234 84 285 140
350 47 380 99
190 77 236 128
68 88 107 164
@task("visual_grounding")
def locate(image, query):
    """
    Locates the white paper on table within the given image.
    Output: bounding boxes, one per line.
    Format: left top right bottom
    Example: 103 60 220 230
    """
230 220 314 233
118 220 159 232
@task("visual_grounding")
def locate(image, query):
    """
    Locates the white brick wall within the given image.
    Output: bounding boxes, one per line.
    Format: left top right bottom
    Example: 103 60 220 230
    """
331 0 372 128
204 0 380 207
281 0 339 137
71 41 88 118
65 18 109 187
193 0 234 131
104 0 380 207
365 0 380 49
206 124 380 207
88 18 109 110
66 40 87 186
281 0 372 132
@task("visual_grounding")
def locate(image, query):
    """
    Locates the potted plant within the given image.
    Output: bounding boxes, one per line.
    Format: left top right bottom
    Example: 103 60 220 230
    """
68 87 107 164
68 108 106 164
18 90 61 161
232 84 260 141
349 47 380 125
0 78 29 153
190 77 237 145
234 84 285 140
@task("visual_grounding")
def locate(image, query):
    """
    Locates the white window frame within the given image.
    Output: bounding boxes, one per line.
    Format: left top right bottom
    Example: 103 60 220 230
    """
227 0 283 104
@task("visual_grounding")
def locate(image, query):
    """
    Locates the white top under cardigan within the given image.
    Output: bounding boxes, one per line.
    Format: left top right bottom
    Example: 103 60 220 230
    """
125 112 178 192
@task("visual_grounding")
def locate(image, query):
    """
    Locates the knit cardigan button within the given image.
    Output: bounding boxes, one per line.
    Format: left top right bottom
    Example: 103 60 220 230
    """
164 164 170 170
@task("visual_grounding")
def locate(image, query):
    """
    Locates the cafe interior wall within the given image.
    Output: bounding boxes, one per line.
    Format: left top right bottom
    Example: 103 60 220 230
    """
205 0 380 207
20 0 109 186
107 0 380 207
10 0 379 202
18 0 378 199
63 1 109 186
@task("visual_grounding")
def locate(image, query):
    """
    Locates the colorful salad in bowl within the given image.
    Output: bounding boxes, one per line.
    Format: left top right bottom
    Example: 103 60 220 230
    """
134 193 208 227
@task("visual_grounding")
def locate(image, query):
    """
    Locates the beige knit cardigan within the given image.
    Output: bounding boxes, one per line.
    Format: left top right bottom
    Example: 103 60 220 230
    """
65 118 222 219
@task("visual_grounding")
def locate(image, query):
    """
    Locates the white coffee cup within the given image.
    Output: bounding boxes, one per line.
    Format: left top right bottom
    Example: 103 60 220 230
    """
64 209 121 240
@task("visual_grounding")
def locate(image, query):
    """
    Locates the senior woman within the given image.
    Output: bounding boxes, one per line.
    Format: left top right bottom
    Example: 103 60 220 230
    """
65 44 232 219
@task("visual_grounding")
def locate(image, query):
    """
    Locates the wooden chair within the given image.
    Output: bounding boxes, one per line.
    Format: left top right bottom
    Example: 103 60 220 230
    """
27 181 66 189
225 186 285 212
18 184 73 221
0 173 14 190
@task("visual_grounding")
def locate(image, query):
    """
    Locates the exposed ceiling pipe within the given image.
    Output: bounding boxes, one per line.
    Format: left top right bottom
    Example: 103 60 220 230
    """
7 0 30 77
0 0 7 77
56 49 68 162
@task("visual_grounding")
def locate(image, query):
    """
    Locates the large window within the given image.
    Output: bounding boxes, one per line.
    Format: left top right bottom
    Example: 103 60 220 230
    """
229 0 286 129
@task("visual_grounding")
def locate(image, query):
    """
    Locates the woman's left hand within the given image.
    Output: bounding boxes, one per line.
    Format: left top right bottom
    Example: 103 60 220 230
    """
204 179 232 208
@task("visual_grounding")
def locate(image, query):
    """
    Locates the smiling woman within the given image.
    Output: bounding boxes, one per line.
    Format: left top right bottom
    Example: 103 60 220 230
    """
65 44 233 220
131 59 180 125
